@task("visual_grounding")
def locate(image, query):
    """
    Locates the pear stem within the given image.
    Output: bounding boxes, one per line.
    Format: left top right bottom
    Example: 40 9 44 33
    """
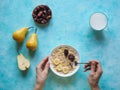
28 27 34 29
35 28 37 34
17 48 20 55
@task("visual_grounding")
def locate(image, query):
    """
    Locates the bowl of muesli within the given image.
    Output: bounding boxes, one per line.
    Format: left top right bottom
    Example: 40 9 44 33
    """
49 45 80 77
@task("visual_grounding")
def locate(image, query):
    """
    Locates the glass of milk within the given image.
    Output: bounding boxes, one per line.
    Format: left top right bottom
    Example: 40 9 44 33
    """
90 13 107 31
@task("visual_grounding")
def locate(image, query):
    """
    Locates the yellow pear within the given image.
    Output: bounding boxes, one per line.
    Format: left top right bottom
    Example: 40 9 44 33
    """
26 33 38 51
17 53 30 71
12 27 28 42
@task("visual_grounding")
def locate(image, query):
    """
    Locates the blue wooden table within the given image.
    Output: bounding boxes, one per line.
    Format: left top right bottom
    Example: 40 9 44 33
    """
0 0 120 90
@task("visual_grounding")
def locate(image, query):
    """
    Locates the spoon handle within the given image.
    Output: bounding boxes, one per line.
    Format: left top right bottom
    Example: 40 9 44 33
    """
77 62 89 64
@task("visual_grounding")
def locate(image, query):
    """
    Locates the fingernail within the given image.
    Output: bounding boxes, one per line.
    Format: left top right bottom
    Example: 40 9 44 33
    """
47 62 50 66
90 72 94 75
92 62 96 65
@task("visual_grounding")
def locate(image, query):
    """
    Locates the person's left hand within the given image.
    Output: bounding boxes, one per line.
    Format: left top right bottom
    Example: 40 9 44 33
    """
35 56 50 90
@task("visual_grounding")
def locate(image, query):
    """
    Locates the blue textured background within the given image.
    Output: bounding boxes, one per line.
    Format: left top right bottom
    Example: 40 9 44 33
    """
0 0 120 90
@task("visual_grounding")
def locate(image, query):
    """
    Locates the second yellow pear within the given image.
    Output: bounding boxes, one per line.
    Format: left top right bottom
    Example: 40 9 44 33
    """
26 33 38 51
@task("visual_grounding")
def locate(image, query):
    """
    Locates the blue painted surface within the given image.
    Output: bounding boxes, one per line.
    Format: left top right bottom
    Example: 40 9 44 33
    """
0 0 120 90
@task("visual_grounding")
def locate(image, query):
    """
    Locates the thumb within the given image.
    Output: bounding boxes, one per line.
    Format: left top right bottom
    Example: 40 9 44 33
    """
44 62 50 74
91 61 96 74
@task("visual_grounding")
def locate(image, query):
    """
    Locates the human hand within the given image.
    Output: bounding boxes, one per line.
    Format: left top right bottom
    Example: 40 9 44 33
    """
84 60 103 90
34 56 50 90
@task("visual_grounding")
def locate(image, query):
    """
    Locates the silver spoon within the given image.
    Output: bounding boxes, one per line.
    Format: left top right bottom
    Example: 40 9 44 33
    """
74 61 89 66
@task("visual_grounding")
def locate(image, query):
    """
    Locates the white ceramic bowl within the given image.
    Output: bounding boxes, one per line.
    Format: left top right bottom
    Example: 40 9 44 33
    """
90 12 107 31
49 45 80 77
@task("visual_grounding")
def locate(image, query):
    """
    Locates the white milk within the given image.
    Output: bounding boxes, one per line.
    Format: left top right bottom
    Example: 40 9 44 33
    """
90 13 107 31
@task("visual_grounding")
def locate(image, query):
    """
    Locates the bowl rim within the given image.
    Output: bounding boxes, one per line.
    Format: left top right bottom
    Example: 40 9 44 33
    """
49 45 80 77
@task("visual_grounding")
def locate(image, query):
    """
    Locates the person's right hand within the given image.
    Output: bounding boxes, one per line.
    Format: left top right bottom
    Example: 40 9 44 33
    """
84 60 103 90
